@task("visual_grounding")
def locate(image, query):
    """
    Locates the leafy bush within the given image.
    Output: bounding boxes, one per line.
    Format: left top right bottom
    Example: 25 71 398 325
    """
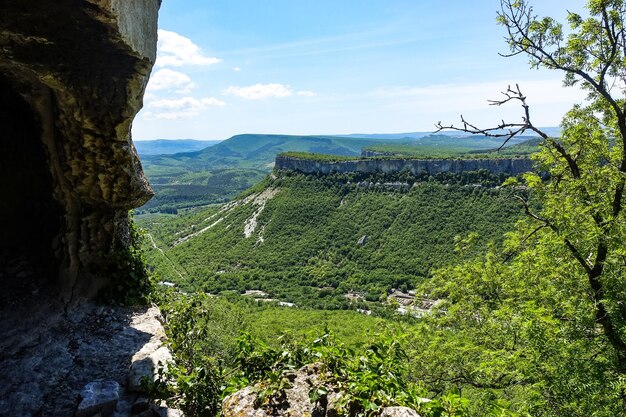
147 291 500 417
148 291 245 416
98 213 155 305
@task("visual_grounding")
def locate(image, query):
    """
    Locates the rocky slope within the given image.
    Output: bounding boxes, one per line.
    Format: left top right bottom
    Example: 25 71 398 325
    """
223 363 421 417
0 278 177 417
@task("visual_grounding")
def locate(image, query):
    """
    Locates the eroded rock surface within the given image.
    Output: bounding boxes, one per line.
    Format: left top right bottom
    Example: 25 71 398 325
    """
0 284 174 417
222 363 421 417
77 380 120 417
275 155 534 177
0 0 159 299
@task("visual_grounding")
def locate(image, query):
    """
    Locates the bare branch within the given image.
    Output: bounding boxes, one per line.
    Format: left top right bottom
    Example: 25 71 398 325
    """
435 84 548 150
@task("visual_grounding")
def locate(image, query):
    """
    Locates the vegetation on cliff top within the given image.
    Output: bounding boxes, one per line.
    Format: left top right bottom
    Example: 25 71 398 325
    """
361 135 539 159
278 137 539 163
277 151 362 161
138 134 410 213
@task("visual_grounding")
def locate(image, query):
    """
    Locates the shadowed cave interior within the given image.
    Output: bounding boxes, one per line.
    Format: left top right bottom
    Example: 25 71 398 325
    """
0 75 62 302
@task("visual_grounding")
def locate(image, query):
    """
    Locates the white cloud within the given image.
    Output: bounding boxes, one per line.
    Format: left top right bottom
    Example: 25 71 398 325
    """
154 111 202 120
146 31 226 119
233 67 241 72
297 90 317 97
224 83 295 100
357 78 587 129
147 69 197 93
371 79 585 107
149 96 226 109
157 29 222 67
145 96 225 119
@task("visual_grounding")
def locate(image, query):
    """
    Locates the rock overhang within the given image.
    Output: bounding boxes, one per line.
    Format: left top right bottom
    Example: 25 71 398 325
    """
0 0 160 299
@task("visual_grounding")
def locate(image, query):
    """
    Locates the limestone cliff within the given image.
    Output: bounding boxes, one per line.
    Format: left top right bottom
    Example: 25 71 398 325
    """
0 0 159 299
275 154 535 176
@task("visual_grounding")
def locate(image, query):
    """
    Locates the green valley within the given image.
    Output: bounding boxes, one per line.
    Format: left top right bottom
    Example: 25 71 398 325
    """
133 1 626 415
139 168 526 309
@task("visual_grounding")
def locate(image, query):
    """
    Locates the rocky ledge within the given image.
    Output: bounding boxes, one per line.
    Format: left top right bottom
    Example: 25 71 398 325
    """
0 0 159 299
275 155 534 176
223 363 421 417
0 276 179 417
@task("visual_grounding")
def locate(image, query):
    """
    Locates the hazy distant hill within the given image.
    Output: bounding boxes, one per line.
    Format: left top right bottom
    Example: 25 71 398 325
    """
340 127 561 140
137 133 543 213
141 134 407 174
134 139 221 155
138 134 410 212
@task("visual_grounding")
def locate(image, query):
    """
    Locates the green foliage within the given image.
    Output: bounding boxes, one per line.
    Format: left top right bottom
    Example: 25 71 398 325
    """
404 1 626 415
138 133 538 213
279 151 361 161
148 292 245 416
411 233 626 416
244 307 391 347
362 135 539 159
138 2 626 415
150 290 475 417
98 214 155 305
137 168 268 213
138 172 524 308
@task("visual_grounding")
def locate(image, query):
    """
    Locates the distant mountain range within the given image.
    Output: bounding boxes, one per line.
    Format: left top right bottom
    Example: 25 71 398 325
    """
134 139 221 155
138 134 407 212
135 128 561 157
136 132 549 213
339 126 561 140
140 134 406 174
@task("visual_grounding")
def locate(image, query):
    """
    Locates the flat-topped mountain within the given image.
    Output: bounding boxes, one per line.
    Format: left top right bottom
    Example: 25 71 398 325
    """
275 154 534 176
138 134 540 213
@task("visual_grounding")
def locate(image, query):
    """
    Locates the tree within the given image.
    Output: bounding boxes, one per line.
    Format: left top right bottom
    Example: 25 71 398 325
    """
416 0 626 415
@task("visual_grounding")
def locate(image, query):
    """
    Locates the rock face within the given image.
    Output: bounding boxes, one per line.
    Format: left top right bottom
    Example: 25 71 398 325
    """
275 155 534 177
0 289 175 417
0 0 159 299
222 363 421 417
76 380 120 417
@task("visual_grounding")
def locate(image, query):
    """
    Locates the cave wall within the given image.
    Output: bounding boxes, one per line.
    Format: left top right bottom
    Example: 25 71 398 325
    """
0 0 160 299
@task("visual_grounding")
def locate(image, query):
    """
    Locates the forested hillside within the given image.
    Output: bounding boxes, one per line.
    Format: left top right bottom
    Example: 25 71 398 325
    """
139 170 525 308
136 1 626 416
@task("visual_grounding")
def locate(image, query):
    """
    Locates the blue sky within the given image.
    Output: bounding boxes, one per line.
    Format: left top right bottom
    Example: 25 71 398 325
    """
132 0 587 140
